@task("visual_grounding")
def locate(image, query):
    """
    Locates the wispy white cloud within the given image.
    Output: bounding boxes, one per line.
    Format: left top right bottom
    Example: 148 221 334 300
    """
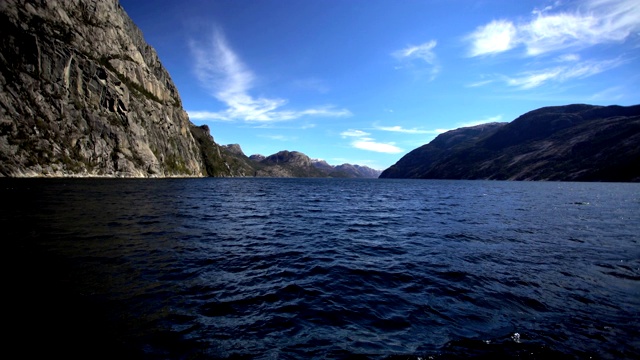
393 40 437 62
188 29 351 122
341 129 371 137
372 117 504 150
523 0 640 55
466 78 497 88
246 122 318 130
587 85 626 101
188 111 234 121
505 58 626 89
375 125 440 134
393 40 441 80
466 20 518 57
466 0 640 57
556 53 581 62
468 57 626 89
505 69 562 89
259 134 297 141
458 115 504 128
341 129 403 154
352 139 404 154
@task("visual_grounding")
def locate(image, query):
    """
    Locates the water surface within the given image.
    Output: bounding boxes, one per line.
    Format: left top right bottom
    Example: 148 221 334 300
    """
3 178 639 359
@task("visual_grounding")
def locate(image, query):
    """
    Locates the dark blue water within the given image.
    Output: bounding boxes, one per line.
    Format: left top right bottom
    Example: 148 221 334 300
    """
3 178 639 359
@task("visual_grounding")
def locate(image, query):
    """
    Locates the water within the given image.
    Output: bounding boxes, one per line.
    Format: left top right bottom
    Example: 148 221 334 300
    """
3 178 639 359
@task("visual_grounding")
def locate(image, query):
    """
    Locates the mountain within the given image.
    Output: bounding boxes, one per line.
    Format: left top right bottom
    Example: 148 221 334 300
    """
312 160 382 178
256 150 327 177
380 104 640 182
0 0 238 177
218 146 381 178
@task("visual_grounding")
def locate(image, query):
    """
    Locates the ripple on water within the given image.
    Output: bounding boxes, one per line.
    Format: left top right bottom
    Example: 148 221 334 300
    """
3 178 639 359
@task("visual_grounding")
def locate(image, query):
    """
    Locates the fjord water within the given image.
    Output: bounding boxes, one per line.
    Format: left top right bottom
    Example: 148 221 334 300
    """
4 178 639 359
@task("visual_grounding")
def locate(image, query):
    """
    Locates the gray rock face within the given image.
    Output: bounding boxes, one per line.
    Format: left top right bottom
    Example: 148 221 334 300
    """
0 0 209 177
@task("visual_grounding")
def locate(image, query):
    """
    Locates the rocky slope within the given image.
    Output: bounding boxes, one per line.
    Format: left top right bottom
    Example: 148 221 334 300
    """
380 104 640 182
0 0 237 177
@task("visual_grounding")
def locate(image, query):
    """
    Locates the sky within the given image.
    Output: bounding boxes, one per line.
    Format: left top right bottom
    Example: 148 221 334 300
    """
119 0 640 170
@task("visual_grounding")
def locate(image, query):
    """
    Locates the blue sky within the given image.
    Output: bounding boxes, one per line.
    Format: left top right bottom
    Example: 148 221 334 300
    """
120 0 640 170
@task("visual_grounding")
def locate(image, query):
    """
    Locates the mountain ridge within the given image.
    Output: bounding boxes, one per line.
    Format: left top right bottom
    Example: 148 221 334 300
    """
220 146 382 178
380 104 640 182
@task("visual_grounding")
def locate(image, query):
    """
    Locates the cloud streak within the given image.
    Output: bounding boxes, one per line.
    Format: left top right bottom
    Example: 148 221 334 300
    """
504 58 626 89
352 140 404 154
341 129 403 154
393 40 441 80
375 125 441 134
466 0 640 57
458 115 504 128
259 134 297 141
466 20 517 57
189 29 351 122
341 129 370 137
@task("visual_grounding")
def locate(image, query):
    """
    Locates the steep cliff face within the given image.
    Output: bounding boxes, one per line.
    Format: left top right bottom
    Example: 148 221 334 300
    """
380 104 640 181
0 0 213 177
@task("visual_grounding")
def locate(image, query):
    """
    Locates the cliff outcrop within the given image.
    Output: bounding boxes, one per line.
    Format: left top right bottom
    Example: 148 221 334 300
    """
380 104 640 182
0 0 229 177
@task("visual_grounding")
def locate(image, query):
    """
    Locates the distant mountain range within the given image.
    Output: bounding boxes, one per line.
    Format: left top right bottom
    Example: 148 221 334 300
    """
380 104 640 182
218 144 381 178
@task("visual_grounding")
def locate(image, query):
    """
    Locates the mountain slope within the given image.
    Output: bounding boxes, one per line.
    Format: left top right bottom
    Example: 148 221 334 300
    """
380 104 640 182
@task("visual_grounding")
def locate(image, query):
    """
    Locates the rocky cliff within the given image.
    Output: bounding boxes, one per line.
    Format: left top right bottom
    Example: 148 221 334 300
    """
0 0 234 177
380 104 640 182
